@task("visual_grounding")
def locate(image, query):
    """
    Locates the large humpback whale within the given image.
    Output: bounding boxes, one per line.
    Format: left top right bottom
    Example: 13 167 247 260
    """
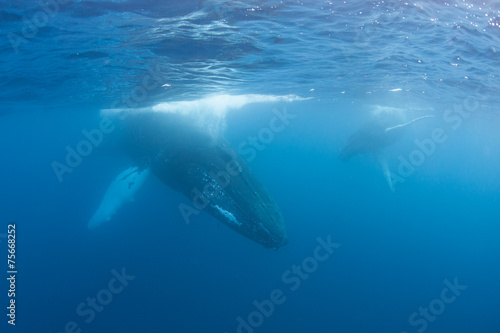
88 95 302 249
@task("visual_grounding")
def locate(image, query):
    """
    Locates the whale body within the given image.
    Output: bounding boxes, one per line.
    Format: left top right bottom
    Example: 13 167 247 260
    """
88 101 289 249
120 112 287 249
339 114 434 191
339 115 434 161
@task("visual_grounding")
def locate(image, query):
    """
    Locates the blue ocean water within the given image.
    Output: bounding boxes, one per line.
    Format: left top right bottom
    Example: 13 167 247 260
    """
1 0 499 332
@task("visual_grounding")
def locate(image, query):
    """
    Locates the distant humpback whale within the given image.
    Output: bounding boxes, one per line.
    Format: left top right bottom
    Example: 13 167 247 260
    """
87 95 299 249
339 115 434 161
339 114 434 191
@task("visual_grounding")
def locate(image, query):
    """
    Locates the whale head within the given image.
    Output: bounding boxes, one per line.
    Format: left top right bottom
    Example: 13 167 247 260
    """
174 141 288 249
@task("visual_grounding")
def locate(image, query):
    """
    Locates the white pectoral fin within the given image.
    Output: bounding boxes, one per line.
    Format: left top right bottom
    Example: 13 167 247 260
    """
88 166 151 230
375 154 396 192
385 115 435 132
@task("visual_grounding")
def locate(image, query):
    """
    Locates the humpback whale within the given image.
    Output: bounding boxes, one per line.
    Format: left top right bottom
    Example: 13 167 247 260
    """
88 95 299 249
339 115 434 161
339 114 434 191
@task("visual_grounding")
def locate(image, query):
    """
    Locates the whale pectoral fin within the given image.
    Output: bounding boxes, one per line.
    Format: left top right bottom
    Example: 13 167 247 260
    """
383 167 396 193
385 115 435 132
374 153 396 192
88 166 151 230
